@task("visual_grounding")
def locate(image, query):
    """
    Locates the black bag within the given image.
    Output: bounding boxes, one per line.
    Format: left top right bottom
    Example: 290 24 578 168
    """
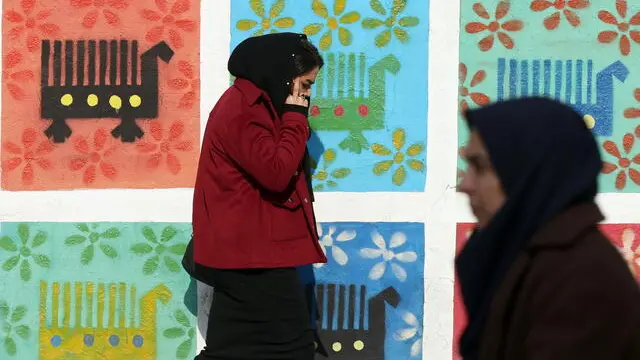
181 235 212 286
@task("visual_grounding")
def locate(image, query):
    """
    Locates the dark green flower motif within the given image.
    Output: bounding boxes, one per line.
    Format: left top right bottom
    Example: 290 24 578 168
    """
0 300 30 357
163 309 195 359
131 226 187 275
362 0 420 47
0 224 50 282
64 223 120 265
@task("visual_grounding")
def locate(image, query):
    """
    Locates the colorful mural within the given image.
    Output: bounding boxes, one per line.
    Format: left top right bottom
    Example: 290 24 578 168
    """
1 0 201 190
231 0 429 191
0 222 197 359
457 0 640 192
452 222 640 359
309 222 424 359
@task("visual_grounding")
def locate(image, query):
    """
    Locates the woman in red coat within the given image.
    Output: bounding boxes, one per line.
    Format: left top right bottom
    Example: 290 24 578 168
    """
192 33 327 359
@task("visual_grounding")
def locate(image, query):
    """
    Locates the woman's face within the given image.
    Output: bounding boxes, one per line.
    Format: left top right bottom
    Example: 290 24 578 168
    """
292 66 320 97
459 130 506 228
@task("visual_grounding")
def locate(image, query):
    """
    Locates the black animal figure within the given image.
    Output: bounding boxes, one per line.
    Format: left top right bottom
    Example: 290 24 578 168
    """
308 283 401 359
40 39 174 143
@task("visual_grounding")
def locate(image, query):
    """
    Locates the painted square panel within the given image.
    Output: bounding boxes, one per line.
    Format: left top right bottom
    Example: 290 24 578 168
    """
230 0 429 192
457 0 640 193
1 0 200 190
0 222 197 359
453 222 640 359
309 222 425 359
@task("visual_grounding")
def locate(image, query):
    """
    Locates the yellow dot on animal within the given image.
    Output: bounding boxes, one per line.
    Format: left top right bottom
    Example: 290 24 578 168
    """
583 114 595 129
109 95 122 109
353 340 364 351
129 95 142 108
87 94 98 107
332 342 342 352
60 94 73 106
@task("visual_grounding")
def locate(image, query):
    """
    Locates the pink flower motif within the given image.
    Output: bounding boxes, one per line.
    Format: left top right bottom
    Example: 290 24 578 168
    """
5 0 60 52
167 61 199 109
136 121 193 174
2 128 55 185
70 0 129 29
3 50 35 101
140 0 197 49
68 129 118 185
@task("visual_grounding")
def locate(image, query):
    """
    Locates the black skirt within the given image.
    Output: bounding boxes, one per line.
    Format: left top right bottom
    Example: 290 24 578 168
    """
195 266 314 360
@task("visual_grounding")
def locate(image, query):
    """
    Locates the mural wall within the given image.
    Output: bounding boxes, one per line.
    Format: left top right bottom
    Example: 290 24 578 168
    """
457 0 640 192
231 0 429 191
1 0 201 190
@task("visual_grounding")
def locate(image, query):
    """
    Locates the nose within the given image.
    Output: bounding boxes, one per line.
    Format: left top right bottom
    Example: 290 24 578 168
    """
458 170 474 195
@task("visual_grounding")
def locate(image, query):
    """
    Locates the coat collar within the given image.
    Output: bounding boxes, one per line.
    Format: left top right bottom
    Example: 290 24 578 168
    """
527 202 604 250
234 78 268 105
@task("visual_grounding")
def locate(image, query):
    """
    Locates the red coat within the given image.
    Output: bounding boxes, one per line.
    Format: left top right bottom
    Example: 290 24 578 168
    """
192 78 327 269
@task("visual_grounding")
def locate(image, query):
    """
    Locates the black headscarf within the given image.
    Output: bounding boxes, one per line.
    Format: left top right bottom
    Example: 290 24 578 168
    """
455 97 601 359
228 32 316 199
228 32 310 116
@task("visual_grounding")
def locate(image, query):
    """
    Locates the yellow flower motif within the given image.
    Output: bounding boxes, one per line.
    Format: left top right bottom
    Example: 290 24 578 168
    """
371 128 425 186
236 0 295 36
362 0 420 47
303 0 361 50
312 148 351 191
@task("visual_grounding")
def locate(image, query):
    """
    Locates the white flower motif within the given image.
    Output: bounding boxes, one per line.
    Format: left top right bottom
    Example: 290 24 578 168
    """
394 311 422 357
314 224 357 268
618 228 640 277
359 231 418 281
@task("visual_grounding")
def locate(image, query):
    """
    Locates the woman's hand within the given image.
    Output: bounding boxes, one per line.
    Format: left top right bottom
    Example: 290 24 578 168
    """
285 78 309 107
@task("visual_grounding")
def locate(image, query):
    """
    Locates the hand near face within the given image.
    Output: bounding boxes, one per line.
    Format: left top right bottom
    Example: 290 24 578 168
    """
285 78 309 107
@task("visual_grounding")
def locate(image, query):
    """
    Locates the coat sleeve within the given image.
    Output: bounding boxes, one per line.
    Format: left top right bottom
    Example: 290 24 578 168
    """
221 107 310 193
523 249 640 360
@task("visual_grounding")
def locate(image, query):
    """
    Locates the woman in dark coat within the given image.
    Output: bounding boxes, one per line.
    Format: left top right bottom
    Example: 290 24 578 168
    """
192 33 327 359
457 97 640 360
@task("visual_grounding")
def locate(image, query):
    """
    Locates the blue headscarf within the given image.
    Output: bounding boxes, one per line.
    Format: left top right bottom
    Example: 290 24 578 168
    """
456 97 602 359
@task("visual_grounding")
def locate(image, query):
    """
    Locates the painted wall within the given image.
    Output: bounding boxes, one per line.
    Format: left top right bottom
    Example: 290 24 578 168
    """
0 0 639 360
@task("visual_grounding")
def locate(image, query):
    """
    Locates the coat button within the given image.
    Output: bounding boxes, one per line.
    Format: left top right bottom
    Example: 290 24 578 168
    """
303 198 308 203
295 171 299 176
288 198 293 203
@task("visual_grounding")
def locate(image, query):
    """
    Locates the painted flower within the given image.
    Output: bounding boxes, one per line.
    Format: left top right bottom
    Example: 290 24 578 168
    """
3 50 35 101
530 0 590 30
141 0 197 49
2 128 54 186
465 1 524 51
361 0 419 47
601 133 640 190
68 128 118 185
311 149 351 191
303 0 361 50
394 311 422 357
130 226 187 275
64 223 121 265
235 0 294 36
70 0 128 28
0 300 30 357
167 61 199 109
371 128 425 186
359 231 418 282
136 121 193 175
624 88 640 119
459 63 490 114
0 224 50 282
616 228 640 278
597 0 640 56
4 0 60 52
314 224 356 268
163 309 195 359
